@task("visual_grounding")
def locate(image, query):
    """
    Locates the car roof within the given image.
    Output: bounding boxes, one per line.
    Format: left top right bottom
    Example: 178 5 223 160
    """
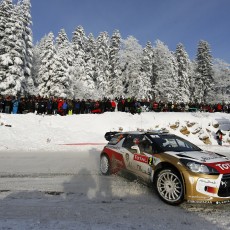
105 130 174 141
114 130 172 135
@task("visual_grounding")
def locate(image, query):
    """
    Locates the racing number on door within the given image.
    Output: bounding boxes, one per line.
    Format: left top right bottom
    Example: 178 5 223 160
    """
148 157 153 166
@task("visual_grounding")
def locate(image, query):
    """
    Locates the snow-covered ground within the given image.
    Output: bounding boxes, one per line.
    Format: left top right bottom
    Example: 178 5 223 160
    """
1 111 230 152
0 112 230 229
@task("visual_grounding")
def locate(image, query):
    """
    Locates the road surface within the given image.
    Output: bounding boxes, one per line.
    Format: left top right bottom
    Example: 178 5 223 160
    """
0 149 229 230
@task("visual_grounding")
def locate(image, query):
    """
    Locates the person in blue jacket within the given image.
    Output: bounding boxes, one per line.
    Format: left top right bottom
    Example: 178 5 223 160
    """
12 97 20 114
62 100 68 116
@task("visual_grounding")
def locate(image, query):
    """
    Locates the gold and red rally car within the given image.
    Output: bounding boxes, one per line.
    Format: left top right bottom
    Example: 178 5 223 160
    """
100 131 230 205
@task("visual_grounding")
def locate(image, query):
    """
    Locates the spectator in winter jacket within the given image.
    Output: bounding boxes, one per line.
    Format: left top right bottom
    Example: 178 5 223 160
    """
4 96 12 114
27 99 35 113
85 99 91 114
216 129 224 146
0 96 4 113
57 99 64 115
46 99 52 115
37 99 46 115
216 103 222 112
152 101 158 112
67 100 74 115
62 100 68 115
74 99 81 114
91 100 101 113
80 99 86 114
105 99 112 112
52 99 58 115
117 98 124 112
12 97 19 114
111 100 116 112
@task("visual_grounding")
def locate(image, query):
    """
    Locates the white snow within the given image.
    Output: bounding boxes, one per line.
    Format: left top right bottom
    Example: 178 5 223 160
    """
0 111 230 230
1 111 230 152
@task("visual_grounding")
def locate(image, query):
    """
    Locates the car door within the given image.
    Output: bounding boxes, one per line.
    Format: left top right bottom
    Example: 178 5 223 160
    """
122 134 153 182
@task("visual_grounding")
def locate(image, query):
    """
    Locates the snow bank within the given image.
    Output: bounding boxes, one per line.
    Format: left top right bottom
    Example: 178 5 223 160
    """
0 112 230 151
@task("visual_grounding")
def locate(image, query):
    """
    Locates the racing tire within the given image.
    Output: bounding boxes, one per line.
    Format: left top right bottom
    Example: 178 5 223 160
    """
155 168 184 205
100 154 111 175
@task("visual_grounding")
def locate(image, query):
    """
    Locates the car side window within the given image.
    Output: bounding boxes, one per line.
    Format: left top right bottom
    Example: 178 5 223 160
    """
122 135 134 150
122 134 142 153
139 138 152 154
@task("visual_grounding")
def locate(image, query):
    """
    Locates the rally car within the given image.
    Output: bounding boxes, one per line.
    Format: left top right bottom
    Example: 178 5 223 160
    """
100 130 230 205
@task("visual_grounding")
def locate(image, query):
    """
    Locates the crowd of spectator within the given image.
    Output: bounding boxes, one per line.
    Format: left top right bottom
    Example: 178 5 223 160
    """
0 94 230 115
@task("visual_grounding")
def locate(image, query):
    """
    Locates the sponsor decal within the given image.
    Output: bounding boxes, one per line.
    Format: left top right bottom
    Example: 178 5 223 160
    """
206 161 230 173
199 179 218 185
201 156 220 162
125 153 129 162
188 199 230 204
187 200 212 204
196 176 222 197
215 200 230 204
134 154 148 164
133 154 153 165
175 151 227 163
220 181 228 188
216 162 230 171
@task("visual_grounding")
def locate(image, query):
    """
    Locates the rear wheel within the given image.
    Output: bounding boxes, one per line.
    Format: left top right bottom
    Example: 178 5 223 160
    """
100 154 111 175
155 168 184 205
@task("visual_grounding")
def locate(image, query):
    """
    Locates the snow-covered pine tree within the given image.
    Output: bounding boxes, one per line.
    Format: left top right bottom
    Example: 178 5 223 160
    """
31 42 41 94
139 41 154 99
19 0 34 95
71 26 96 99
84 33 96 82
95 31 110 98
212 59 230 103
108 30 122 98
72 25 87 54
72 26 87 72
0 0 25 96
187 60 197 103
175 43 190 103
196 40 214 103
119 36 143 98
152 40 178 102
51 52 71 98
55 29 74 98
37 32 58 97
56 29 73 65
0 0 9 52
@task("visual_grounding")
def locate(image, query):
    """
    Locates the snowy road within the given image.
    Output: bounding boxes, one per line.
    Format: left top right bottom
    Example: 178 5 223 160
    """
0 148 230 230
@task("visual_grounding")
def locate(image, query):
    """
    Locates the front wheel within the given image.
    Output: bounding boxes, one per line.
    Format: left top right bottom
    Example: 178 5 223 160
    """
100 154 111 175
155 168 184 205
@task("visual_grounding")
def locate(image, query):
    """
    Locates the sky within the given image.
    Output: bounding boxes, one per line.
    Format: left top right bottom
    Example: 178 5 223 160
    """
30 0 230 63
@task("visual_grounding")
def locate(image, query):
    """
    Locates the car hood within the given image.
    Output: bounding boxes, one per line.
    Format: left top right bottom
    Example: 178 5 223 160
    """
166 150 230 174
171 150 229 163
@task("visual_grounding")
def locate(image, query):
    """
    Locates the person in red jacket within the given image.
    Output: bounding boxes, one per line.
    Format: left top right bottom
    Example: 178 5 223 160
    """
216 103 222 112
111 100 116 112
152 101 158 112
57 98 64 115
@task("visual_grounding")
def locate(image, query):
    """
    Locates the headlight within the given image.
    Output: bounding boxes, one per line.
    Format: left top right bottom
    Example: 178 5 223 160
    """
180 159 219 175
186 162 210 173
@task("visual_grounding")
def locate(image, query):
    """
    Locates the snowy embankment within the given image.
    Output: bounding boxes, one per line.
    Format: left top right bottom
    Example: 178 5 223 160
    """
1 111 230 154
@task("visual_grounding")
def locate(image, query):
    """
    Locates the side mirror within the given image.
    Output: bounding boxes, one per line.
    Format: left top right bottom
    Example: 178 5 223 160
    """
131 145 140 154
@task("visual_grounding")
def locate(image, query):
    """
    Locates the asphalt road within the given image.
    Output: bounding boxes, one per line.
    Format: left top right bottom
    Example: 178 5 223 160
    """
0 150 229 230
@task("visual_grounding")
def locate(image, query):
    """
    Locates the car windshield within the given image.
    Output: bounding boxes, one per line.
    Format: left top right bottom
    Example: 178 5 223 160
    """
149 134 201 152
